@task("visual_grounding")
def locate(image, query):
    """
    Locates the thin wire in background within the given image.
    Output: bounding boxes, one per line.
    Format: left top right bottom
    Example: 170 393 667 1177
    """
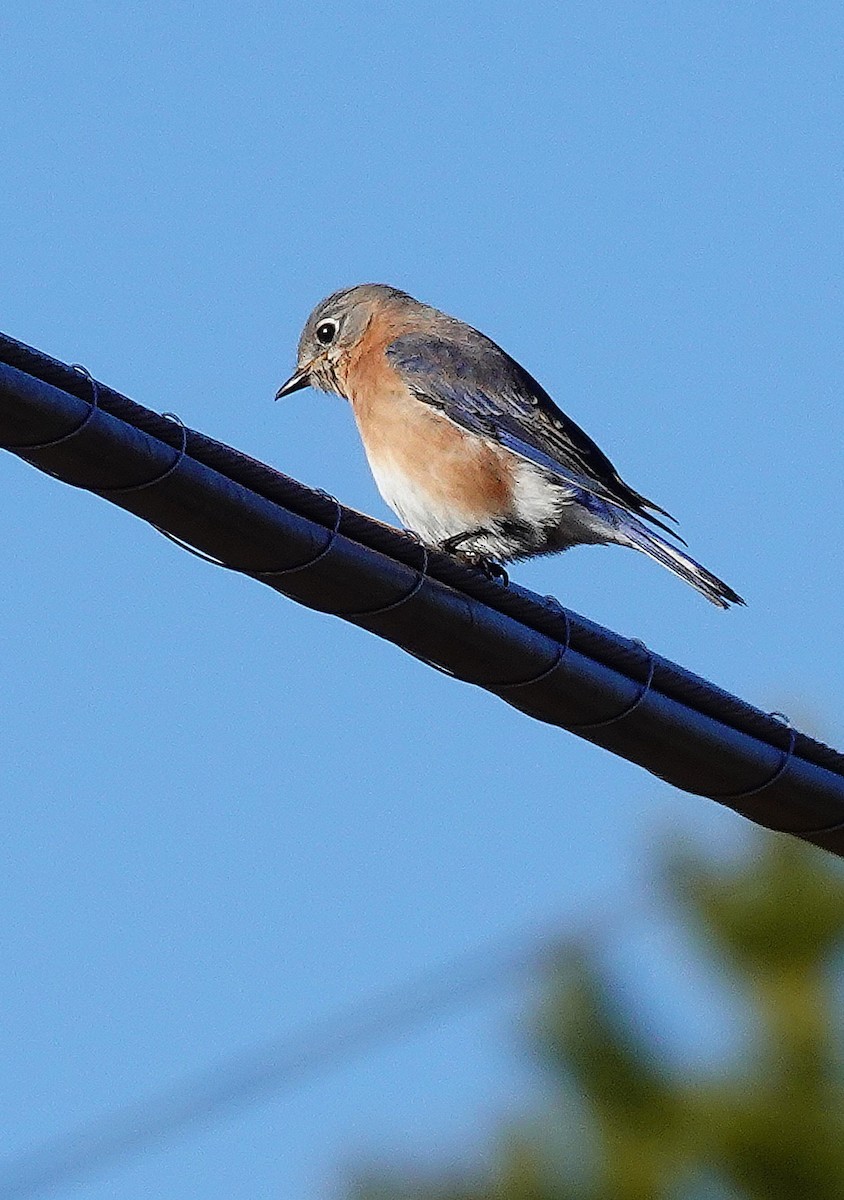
0 904 643 1200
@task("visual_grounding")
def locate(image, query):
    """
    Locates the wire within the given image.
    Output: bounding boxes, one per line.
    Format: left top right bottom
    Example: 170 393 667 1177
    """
2 348 844 854
0 897 658 1200
0 920 581 1199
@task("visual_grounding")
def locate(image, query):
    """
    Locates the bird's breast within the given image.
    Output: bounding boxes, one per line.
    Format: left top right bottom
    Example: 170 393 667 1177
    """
345 366 516 543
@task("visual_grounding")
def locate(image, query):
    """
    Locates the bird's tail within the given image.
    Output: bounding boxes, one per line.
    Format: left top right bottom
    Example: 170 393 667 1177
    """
616 517 745 609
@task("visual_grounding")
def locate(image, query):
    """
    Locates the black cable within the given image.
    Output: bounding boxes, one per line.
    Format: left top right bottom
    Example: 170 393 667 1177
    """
1 342 843 854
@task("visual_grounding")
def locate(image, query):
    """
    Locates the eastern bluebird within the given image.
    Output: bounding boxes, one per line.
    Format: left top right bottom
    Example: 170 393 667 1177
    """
276 284 744 608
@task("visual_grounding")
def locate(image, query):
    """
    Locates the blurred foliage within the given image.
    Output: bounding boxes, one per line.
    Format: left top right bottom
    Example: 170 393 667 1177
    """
353 834 844 1200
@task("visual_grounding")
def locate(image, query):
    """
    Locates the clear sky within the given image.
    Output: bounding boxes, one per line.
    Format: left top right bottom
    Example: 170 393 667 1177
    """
0 2 841 1197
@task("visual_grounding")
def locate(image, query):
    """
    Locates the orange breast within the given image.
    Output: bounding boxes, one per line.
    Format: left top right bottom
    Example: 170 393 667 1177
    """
342 317 514 523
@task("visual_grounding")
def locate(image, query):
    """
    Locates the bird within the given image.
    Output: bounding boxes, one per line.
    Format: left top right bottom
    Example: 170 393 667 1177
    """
276 284 744 608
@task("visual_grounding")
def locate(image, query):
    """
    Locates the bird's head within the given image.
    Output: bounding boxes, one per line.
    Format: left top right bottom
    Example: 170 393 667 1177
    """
275 283 414 401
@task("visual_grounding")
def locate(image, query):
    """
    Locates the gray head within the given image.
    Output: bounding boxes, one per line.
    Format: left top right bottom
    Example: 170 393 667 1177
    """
275 284 418 399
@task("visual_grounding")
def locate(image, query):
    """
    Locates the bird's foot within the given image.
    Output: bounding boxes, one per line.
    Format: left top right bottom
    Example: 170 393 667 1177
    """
456 551 510 586
438 532 509 584
440 531 479 554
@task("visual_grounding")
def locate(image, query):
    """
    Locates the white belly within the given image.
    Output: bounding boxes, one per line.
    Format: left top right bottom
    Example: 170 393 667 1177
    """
367 454 473 544
365 449 592 560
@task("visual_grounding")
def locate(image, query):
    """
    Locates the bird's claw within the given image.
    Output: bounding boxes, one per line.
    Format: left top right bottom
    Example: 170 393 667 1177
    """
458 552 509 586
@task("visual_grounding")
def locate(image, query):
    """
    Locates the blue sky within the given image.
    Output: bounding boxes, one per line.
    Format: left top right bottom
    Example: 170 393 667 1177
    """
0 2 841 1196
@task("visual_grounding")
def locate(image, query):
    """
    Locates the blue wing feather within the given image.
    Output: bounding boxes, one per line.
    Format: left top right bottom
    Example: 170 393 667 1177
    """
386 330 683 541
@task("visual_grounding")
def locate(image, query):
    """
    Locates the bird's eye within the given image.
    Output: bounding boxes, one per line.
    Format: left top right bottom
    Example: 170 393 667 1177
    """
315 320 338 345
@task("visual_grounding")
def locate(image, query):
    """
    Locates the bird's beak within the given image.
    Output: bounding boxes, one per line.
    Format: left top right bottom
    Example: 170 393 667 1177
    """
275 366 312 399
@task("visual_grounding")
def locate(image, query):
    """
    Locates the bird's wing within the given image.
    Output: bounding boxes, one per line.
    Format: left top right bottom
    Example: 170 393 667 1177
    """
385 330 681 539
